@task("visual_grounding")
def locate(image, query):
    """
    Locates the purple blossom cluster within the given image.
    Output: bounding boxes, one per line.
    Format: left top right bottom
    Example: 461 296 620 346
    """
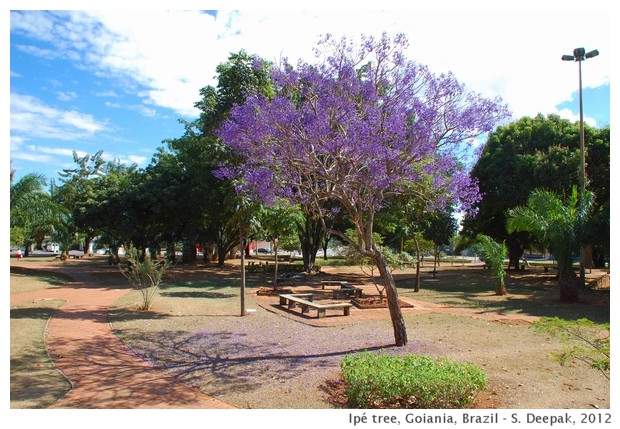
217 32 510 217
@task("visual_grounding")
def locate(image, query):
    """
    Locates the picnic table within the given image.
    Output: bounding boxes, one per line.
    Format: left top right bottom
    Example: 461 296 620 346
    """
320 281 363 298
278 293 352 318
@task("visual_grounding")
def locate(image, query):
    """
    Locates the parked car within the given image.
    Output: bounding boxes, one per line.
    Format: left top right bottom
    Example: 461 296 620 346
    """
257 248 270 254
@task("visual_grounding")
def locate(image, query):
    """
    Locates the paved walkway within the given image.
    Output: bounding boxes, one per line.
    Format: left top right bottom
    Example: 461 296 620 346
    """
10 259 234 409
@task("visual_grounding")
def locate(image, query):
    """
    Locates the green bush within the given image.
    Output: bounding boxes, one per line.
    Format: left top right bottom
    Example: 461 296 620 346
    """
340 352 487 408
532 317 610 379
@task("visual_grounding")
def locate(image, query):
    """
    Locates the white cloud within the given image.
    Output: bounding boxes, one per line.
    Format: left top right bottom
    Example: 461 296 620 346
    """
57 91 77 101
124 154 149 165
10 151 56 164
10 93 105 139
556 108 598 128
14 43 61 59
104 100 157 117
95 90 121 98
10 6 611 124
25 145 87 158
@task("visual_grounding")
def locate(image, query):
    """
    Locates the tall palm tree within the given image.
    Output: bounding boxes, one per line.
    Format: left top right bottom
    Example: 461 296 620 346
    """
10 172 47 224
10 170 65 255
474 234 508 295
506 187 592 302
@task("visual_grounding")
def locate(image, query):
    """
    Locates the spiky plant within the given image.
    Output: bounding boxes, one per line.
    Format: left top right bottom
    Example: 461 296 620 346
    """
474 234 508 295
506 187 593 302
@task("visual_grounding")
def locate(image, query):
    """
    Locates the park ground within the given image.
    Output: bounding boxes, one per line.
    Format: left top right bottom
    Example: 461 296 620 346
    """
9 253 610 409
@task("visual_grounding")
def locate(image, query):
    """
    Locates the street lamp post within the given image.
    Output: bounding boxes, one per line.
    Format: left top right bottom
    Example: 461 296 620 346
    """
561 47 599 287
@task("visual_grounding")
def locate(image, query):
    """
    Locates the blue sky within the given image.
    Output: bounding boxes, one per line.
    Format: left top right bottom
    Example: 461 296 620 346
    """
6 3 612 184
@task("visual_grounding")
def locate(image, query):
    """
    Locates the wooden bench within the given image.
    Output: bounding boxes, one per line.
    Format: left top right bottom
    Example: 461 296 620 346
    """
278 293 352 318
320 281 363 298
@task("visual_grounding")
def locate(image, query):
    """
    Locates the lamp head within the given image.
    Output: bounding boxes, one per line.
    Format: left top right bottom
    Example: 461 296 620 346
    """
585 49 599 59
573 48 586 60
562 55 575 61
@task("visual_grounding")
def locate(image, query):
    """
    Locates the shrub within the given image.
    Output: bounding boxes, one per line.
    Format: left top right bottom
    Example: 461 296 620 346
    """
532 317 610 379
340 352 487 408
120 247 169 310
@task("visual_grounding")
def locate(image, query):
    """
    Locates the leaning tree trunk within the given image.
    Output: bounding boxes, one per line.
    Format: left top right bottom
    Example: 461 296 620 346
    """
375 250 408 346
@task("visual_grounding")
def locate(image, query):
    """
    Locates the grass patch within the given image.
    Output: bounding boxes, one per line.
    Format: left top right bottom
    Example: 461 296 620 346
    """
395 266 610 323
10 300 71 408
10 266 71 294
340 351 487 409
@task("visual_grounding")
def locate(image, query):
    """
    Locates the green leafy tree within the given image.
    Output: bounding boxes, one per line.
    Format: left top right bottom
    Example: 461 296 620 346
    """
506 187 593 302
473 234 508 295
54 157 162 259
421 208 459 278
52 151 107 254
463 114 609 269
581 125 610 267
257 203 303 288
162 50 274 266
142 148 195 261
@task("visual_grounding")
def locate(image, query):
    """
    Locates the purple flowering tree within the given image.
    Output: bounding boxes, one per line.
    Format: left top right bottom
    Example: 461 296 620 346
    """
218 33 510 346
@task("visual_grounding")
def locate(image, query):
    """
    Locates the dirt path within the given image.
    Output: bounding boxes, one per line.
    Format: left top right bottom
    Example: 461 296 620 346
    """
10 260 234 409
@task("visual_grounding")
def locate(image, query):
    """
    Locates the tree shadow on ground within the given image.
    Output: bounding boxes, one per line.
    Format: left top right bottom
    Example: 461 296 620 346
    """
122 329 404 399
108 308 173 322
10 305 64 320
395 267 609 324
10 266 72 285
159 291 237 299
10 349 71 408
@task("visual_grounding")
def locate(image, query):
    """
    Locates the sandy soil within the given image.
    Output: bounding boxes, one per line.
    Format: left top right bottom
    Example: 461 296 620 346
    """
110 263 610 409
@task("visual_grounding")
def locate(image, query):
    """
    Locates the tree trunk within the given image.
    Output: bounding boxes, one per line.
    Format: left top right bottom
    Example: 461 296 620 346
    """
322 235 331 260
239 230 247 316
182 241 196 263
164 242 174 262
495 279 508 296
273 240 279 290
84 236 93 255
217 246 228 267
375 251 408 346
432 247 438 279
507 247 522 270
413 235 421 292
298 215 323 273
558 270 579 302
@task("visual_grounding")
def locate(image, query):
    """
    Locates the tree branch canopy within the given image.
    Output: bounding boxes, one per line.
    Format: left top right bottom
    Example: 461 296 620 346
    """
217 33 509 223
